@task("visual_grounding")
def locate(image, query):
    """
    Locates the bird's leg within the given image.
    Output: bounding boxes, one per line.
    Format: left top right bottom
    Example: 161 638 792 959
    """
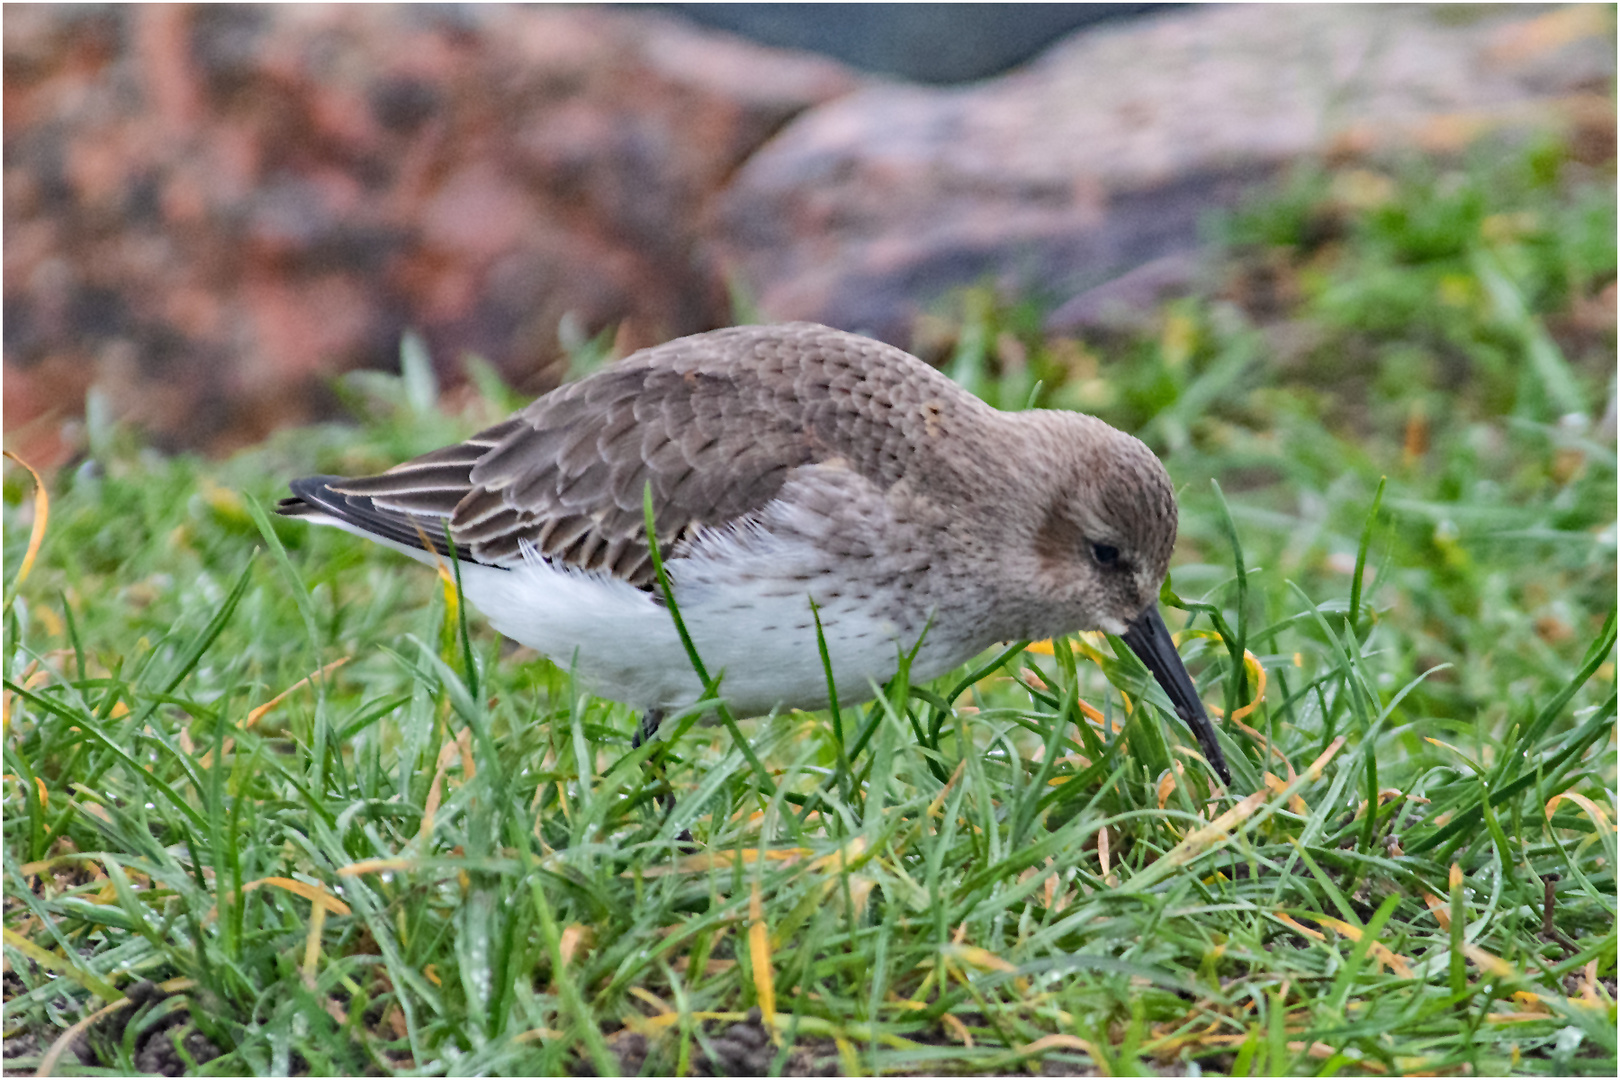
633 709 697 849
632 709 675 814
631 708 665 751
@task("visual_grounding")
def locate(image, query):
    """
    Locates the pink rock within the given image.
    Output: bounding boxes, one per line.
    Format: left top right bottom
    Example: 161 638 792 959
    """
709 4 1613 345
2 5 858 453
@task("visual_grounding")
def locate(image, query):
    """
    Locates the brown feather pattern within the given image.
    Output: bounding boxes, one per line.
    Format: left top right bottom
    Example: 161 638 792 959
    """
279 323 993 590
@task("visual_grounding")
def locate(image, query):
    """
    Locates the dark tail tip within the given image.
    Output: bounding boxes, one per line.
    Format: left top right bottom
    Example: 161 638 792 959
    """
278 475 348 517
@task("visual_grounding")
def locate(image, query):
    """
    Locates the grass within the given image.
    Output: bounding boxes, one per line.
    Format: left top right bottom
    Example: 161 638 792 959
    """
3 134 1615 1076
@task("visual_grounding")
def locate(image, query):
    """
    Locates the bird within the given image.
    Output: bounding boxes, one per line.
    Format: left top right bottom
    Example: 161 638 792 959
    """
278 322 1232 784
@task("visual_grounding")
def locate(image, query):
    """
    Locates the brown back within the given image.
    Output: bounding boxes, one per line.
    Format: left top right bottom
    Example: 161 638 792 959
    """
301 323 990 588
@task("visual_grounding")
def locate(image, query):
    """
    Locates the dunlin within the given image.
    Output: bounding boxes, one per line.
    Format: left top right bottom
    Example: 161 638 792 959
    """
279 323 1231 783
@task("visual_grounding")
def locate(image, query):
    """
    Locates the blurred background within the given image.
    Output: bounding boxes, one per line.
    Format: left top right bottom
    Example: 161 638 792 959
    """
2 12 1615 1072
4 3 1614 467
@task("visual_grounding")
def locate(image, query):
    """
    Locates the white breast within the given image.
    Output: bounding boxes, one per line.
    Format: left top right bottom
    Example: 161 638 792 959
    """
302 469 980 715
460 526 964 716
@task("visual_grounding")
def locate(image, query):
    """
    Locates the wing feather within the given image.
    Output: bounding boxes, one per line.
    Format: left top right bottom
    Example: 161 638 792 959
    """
278 323 987 590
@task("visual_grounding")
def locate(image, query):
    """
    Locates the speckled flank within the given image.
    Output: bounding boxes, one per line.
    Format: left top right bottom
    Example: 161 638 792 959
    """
277 321 1184 716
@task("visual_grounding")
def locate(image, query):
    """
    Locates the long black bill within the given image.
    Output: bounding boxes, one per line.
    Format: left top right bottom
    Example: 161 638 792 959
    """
1120 606 1232 785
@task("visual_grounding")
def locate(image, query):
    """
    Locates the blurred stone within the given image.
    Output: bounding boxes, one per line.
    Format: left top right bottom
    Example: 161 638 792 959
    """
1045 252 1201 337
5 3 1611 463
663 3 1166 84
2 5 857 460
708 3 1616 346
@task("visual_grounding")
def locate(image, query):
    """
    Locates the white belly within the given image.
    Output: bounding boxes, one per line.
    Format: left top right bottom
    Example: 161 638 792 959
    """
303 468 983 715
459 538 964 716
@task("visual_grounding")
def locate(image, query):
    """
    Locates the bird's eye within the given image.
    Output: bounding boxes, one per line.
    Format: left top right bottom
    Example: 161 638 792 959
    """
1091 543 1120 567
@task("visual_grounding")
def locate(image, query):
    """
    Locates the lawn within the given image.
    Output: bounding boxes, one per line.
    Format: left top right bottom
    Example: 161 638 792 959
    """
3 135 1615 1076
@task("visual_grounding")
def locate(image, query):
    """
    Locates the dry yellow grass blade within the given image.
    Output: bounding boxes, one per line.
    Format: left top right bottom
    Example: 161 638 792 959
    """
1027 633 1109 660
302 902 328 989
940 1012 974 1047
0 656 64 736
1181 632 1295 770
1463 943 1521 981
1128 737 1345 891
337 857 418 876
1577 959 1603 1004
637 847 811 878
1424 736 1483 772
1274 912 1327 941
549 923 594 994
1150 788 1267 870
1024 636 1127 730
415 737 463 844
17 852 102 879
628 985 673 1016
748 880 776 1028
943 943 1017 974
1311 914 1416 978
2 927 119 1001
1422 892 1451 930
806 835 869 875
1262 771 1309 816
37 996 132 1078
626 1009 754 1035
1290 1040 1387 1072
409 519 458 589
199 658 351 767
1485 1010 1558 1024
239 876 352 915
1546 789 1615 832
245 657 349 730
1074 697 1110 727
1510 990 1551 1012
1156 766 1178 809
841 873 877 921
1010 1032 1103 1065
833 1034 860 1075
925 759 968 821
558 923 592 969
1204 646 1267 724
1354 788 1426 819
1181 1032 1390 1073
3 450 50 590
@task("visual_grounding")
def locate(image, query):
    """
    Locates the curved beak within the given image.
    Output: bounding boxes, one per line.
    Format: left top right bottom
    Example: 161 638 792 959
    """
1120 605 1232 785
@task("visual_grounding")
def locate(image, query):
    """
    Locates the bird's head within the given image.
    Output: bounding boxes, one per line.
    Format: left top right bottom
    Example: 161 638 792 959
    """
1013 411 1232 784
1019 413 1178 634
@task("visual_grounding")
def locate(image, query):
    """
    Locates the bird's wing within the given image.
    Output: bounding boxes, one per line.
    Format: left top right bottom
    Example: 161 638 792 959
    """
277 323 978 590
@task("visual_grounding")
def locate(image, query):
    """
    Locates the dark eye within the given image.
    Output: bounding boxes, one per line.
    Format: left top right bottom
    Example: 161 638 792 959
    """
1091 543 1120 567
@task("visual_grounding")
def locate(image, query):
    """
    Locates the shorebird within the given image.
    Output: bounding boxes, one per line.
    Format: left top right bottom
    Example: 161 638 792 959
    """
278 322 1231 783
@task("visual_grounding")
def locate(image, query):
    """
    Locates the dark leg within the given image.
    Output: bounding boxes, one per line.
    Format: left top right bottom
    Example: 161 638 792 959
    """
633 708 695 847
633 709 676 814
631 708 664 751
